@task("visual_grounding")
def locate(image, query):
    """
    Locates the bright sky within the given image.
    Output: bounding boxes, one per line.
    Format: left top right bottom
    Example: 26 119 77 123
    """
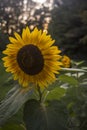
32 0 46 4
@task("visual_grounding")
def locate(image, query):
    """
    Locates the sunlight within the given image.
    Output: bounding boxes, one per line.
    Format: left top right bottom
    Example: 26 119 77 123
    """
32 0 46 4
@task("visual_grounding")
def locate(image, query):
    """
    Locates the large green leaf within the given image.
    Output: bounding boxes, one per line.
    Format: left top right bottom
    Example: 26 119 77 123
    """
0 123 25 130
23 99 69 130
47 87 66 100
59 74 79 86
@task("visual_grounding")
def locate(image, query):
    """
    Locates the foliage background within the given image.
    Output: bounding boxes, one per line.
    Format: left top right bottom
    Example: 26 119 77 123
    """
0 0 87 130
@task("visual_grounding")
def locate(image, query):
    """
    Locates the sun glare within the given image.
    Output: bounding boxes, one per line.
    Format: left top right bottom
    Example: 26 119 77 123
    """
32 0 46 4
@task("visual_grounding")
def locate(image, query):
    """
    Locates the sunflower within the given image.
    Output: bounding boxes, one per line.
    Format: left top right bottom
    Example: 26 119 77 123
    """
2 27 62 88
61 55 71 68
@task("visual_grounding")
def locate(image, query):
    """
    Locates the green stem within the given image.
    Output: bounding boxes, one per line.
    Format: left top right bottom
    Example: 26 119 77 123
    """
42 90 49 103
37 86 42 102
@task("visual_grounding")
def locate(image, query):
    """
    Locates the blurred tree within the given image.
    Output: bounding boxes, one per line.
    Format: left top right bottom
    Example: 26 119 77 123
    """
49 0 87 59
0 0 24 34
0 0 52 55
0 0 24 55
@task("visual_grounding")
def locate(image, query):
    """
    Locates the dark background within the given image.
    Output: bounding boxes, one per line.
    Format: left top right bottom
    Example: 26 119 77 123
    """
0 0 87 59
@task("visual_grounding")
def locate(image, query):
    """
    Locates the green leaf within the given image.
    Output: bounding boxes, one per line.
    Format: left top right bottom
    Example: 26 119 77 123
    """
59 75 79 86
0 123 25 130
47 87 66 100
23 99 69 130
71 60 85 66
61 68 87 72
82 67 87 70
47 79 60 91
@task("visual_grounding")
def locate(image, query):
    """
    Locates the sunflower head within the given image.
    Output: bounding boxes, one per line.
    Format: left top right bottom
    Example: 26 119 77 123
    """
2 27 62 88
61 55 71 68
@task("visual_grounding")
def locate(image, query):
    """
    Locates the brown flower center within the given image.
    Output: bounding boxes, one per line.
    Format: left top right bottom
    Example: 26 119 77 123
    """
17 44 44 75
